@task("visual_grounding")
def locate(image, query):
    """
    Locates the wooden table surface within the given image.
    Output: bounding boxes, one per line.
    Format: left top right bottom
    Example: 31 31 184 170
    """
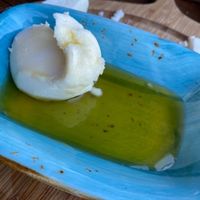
1 0 200 199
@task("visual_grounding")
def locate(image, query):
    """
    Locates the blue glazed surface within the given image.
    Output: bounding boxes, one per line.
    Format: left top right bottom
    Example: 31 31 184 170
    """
0 3 200 199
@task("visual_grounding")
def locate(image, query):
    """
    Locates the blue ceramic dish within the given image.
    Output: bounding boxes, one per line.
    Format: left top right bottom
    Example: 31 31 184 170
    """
1 3 200 200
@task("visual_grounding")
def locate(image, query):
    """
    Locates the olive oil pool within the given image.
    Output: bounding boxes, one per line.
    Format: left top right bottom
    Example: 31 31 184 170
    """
0 66 183 170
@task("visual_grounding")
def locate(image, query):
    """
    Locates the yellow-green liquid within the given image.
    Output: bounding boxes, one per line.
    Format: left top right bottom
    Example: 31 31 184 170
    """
0 66 183 169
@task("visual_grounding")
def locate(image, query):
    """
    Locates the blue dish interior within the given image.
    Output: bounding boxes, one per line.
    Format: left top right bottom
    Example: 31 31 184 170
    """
0 3 200 200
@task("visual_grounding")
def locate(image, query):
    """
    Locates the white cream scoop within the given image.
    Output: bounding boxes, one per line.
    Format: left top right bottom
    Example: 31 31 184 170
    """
43 0 89 12
10 13 105 100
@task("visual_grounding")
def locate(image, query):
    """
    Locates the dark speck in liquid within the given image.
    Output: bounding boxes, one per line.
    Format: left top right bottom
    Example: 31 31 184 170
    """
154 42 159 47
0 65 183 169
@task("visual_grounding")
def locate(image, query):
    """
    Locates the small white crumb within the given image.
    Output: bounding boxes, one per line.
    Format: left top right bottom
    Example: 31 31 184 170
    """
8 48 12 53
32 22 50 28
155 154 175 171
98 11 104 17
130 165 149 171
147 83 153 88
111 9 125 22
44 21 50 27
178 40 188 47
188 36 200 54
90 87 103 97
43 0 89 12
